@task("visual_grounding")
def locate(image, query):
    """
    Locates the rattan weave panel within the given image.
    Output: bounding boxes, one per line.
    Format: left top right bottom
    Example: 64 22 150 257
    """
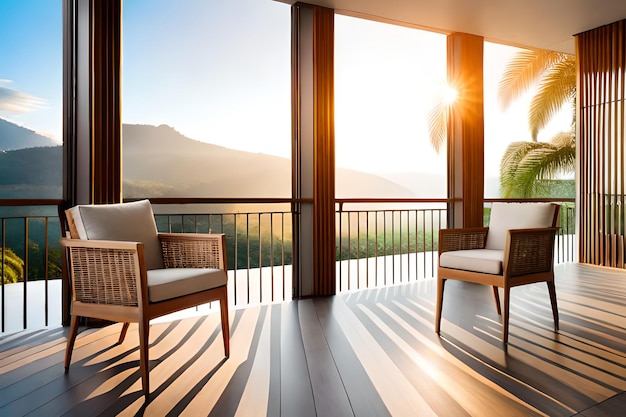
160 236 223 269
69 247 139 307
439 228 488 253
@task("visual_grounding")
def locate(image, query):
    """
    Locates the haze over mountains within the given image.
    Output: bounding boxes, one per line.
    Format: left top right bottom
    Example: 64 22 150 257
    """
0 118 448 199
0 118 58 151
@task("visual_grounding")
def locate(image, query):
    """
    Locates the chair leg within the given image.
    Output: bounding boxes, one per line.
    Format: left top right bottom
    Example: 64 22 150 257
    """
492 286 502 315
502 286 511 344
220 291 230 357
64 314 80 373
435 277 446 334
547 280 559 331
138 318 150 399
118 322 130 344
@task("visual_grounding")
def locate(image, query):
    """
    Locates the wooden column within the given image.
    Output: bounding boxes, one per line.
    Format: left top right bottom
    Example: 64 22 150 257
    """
446 33 485 228
292 3 336 297
91 0 122 204
62 0 122 325
63 0 122 207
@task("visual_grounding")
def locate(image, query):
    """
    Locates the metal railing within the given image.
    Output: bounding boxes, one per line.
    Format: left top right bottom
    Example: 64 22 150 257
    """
150 204 293 307
0 197 577 333
336 200 447 291
335 198 577 292
0 199 63 333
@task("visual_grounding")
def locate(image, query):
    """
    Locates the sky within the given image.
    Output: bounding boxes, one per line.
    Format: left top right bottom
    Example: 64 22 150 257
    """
1 0 572 178
0 0 62 143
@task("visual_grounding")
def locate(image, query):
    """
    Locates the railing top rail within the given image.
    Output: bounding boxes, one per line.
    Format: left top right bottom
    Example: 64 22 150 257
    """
126 197 311 205
0 197 574 207
0 199 63 206
484 198 575 203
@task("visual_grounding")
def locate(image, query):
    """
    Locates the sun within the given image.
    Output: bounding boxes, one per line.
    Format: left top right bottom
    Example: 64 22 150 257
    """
442 84 458 104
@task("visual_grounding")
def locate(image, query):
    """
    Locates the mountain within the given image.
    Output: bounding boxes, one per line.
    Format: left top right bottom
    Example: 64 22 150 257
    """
0 121 433 199
374 172 447 198
0 118 58 150
122 124 417 198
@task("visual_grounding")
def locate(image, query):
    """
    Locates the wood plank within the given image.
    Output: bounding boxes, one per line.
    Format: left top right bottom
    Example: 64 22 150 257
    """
314 296 431 417
0 264 624 416
278 302 316 417
298 299 353 417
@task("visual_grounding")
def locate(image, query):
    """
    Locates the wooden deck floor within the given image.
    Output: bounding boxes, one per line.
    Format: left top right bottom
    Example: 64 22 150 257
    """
1 263 626 416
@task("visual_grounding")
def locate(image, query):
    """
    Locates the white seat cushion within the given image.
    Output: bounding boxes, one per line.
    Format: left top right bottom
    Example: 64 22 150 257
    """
147 268 228 303
68 199 164 270
485 203 556 250
439 249 504 275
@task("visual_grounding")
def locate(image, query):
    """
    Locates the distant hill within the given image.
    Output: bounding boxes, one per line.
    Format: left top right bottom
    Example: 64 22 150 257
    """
374 172 447 199
122 124 417 198
0 118 58 150
0 122 424 199
0 146 62 198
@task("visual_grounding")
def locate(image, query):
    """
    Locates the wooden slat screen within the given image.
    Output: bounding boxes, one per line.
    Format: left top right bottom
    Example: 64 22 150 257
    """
576 19 626 267
91 0 122 204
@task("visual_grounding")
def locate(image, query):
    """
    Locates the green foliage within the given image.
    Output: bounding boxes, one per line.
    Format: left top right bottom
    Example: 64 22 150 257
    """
500 131 575 198
154 213 293 270
336 229 438 261
1 248 24 284
0 147 62 198
0 214 63 281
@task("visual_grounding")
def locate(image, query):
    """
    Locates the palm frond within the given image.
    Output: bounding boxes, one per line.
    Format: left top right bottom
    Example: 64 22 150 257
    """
426 100 449 153
500 141 547 196
500 132 575 198
549 130 575 148
528 57 576 139
497 50 568 110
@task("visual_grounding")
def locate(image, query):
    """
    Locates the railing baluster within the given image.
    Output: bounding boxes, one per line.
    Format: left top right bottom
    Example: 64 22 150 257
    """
1 218 5 333
23 218 28 330
233 213 238 306
257 213 263 303
365 212 370 288
45 217 49 327
357 211 360 289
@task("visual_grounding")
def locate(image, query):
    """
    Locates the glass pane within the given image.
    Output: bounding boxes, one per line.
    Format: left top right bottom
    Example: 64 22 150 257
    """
484 42 574 199
0 0 62 199
121 0 291 199
335 15 447 199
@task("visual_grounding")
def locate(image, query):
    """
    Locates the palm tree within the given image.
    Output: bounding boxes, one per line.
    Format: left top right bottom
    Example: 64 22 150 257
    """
498 49 576 197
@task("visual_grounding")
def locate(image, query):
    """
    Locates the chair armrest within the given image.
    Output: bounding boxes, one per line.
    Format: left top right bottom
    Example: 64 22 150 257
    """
60 237 144 307
504 227 558 276
438 227 489 254
158 233 227 270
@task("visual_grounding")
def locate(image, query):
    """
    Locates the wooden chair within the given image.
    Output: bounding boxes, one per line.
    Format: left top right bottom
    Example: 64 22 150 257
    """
61 199 229 399
436 202 560 344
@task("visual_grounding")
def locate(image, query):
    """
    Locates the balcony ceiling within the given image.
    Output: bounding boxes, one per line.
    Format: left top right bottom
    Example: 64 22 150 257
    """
280 0 626 54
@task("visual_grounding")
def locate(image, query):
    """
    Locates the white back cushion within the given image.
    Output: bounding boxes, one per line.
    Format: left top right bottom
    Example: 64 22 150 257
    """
485 203 556 250
68 199 164 270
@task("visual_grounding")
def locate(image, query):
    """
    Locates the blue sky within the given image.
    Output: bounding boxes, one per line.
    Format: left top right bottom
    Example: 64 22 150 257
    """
1 0 572 177
0 0 62 142
122 0 292 158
